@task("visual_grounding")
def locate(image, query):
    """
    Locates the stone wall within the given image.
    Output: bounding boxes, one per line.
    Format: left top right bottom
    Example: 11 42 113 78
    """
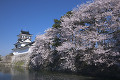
11 53 30 67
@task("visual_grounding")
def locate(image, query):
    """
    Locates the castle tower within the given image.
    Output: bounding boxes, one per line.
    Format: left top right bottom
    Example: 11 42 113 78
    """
12 30 33 55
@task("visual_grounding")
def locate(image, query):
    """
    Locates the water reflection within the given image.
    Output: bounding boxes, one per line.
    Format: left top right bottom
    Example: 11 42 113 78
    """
0 66 94 80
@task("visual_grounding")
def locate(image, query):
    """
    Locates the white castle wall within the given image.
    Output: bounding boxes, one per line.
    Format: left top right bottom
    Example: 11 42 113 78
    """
13 47 30 55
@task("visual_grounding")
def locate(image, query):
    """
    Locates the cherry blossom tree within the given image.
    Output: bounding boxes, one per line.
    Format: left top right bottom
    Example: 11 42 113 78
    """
60 0 120 66
29 0 120 73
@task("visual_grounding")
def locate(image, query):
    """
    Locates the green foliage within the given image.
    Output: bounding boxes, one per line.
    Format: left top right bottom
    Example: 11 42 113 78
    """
52 19 62 49
52 19 61 28
0 55 2 61
65 11 72 18
8 53 14 56
66 11 72 15
54 19 61 23
52 11 72 28
15 61 24 67
14 66 24 72
52 37 61 48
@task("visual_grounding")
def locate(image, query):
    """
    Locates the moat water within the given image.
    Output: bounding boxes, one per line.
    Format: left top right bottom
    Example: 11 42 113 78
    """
0 66 114 80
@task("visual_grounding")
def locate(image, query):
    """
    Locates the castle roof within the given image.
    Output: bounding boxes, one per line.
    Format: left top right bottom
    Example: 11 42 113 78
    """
12 41 34 50
20 30 32 35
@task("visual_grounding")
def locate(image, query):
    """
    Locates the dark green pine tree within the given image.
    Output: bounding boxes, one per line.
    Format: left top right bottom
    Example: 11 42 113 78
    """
52 19 61 50
52 19 61 28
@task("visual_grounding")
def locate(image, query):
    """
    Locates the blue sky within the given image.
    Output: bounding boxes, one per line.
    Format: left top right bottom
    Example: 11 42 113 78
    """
0 0 91 56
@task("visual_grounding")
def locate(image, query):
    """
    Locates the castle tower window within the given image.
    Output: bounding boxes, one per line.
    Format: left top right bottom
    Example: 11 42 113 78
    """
15 45 17 48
